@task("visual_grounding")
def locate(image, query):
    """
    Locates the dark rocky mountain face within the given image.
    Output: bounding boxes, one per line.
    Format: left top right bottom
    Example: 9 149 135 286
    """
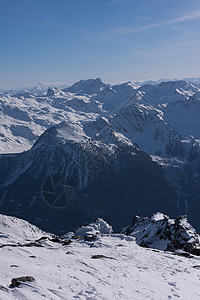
1 79 200 235
0 124 178 234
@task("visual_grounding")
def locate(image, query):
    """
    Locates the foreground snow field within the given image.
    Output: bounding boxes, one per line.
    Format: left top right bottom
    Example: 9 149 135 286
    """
0 215 200 300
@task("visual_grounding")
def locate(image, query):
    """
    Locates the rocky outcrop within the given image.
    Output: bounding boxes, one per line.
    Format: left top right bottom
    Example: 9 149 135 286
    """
10 276 35 288
122 212 200 254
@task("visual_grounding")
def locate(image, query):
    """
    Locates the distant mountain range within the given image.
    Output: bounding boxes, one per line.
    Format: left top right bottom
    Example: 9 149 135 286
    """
1 76 200 95
1 78 200 234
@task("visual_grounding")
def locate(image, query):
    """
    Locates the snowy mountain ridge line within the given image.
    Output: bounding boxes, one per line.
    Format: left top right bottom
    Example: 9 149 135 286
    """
1 78 200 236
0 110 181 235
121 212 200 255
0 212 199 254
1 78 200 156
0 214 53 244
2 76 200 94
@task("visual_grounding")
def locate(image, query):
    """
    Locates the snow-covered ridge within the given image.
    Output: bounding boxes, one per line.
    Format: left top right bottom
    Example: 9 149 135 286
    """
122 212 200 254
0 78 138 153
0 214 53 244
1 211 199 255
1 78 200 236
1 77 200 155
0 214 200 299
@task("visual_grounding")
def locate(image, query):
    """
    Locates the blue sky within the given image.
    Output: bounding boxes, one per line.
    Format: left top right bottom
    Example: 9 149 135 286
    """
1 0 200 88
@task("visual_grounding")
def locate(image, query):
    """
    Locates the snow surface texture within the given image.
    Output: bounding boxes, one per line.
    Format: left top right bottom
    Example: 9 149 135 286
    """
0 214 53 244
1 214 200 300
1 78 200 158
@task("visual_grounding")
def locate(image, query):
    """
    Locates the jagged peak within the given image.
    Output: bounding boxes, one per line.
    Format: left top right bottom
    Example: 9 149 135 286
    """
122 212 200 254
46 86 65 97
64 78 107 94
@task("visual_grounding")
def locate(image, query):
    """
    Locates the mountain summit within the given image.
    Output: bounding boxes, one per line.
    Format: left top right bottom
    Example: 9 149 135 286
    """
1 79 200 233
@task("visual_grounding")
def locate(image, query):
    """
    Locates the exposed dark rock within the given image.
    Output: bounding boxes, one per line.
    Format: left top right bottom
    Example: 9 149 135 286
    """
10 276 35 288
62 240 72 246
122 212 200 255
83 235 97 242
0 285 8 292
51 236 63 243
0 123 178 235
190 248 200 256
173 251 192 258
91 255 115 260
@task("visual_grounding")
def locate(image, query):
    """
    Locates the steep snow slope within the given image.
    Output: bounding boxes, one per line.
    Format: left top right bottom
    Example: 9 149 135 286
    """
1 215 200 300
112 102 181 156
0 78 199 157
0 90 100 153
137 80 199 105
1 78 200 234
0 78 200 232
163 92 200 139
0 214 52 244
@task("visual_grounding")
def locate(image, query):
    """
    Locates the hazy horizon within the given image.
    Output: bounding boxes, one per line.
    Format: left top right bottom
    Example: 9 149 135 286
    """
2 75 200 91
1 0 200 87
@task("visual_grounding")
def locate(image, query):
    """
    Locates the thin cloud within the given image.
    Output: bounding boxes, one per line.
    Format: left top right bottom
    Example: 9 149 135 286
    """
130 38 200 58
104 9 200 37
57 24 95 39
109 0 132 6
0 2 92 38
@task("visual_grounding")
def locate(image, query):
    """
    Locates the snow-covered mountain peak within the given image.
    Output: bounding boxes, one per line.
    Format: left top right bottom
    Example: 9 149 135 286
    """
152 80 198 94
64 78 107 95
1 78 200 155
74 218 113 237
122 213 200 253
2 78 200 237
112 81 140 90
89 77 104 88
136 80 200 105
55 121 87 143
46 87 64 97
32 121 88 150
